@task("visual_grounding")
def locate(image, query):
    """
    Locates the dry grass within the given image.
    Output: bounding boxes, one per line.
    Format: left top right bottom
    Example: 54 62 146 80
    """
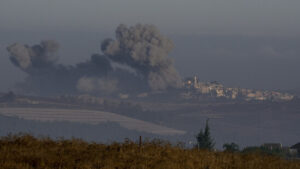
0 134 299 169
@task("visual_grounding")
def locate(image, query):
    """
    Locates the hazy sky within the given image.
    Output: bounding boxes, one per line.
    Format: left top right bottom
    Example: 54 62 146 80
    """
1 0 300 92
1 0 300 36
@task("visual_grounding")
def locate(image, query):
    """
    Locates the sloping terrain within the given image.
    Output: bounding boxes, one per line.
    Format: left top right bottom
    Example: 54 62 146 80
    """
0 94 299 148
0 114 153 142
0 107 185 136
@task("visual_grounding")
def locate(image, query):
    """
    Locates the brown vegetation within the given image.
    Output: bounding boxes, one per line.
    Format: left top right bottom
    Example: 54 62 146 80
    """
0 134 299 169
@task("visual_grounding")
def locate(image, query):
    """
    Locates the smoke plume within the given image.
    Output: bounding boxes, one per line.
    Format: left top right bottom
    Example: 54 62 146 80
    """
77 77 118 94
6 24 182 96
7 40 59 71
101 24 182 90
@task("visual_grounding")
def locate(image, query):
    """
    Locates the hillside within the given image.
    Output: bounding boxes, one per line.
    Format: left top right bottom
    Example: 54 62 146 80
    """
0 93 300 148
0 107 185 136
0 114 161 142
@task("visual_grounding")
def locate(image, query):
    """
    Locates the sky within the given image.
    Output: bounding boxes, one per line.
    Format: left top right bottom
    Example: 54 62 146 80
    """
1 0 300 35
1 0 300 92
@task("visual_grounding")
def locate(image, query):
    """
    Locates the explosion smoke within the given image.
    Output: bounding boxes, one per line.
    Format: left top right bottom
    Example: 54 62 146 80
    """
77 77 118 94
101 24 182 90
6 24 182 95
7 40 59 71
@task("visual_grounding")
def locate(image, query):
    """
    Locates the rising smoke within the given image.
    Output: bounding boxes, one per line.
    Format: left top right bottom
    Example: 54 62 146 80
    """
101 24 182 90
7 40 59 71
6 24 182 96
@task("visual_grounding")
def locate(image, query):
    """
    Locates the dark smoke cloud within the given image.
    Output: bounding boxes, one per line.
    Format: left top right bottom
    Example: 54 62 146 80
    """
7 40 59 71
6 24 181 95
101 24 182 90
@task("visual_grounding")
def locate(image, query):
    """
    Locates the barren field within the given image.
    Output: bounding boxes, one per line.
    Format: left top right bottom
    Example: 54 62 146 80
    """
0 107 185 136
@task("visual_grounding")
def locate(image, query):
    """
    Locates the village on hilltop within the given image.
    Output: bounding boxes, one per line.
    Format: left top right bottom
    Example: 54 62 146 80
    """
183 76 294 102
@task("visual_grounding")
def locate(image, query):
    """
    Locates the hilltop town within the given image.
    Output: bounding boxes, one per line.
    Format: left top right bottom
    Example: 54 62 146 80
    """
183 76 294 102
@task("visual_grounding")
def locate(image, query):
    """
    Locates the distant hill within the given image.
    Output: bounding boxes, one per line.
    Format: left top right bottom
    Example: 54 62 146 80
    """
0 93 299 148
0 107 185 136
0 114 172 142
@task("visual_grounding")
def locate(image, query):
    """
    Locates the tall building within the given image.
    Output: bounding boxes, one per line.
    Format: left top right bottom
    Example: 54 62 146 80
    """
193 76 199 88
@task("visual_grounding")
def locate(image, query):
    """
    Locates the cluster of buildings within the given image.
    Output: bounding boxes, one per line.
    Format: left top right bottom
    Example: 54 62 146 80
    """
184 76 294 102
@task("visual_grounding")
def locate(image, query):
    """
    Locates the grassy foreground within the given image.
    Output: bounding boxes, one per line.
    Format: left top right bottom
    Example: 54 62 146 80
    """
0 134 299 169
